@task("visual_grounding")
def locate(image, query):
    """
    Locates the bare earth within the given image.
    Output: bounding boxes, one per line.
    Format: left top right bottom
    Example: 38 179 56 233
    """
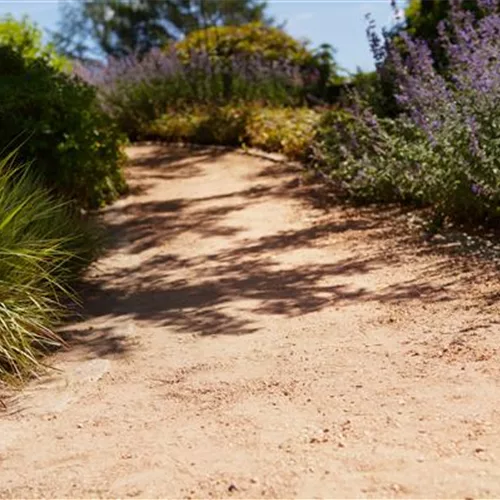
1 144 500 499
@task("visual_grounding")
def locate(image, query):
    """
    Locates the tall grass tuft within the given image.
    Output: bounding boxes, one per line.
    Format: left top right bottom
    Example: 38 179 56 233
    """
0 152 98 383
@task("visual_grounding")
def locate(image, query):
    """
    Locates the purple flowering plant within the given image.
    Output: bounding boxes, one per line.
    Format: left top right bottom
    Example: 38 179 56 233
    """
313 0 500 226
74 46 306 138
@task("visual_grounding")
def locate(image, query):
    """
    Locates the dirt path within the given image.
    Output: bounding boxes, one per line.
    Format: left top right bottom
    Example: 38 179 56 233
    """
1 145 499 499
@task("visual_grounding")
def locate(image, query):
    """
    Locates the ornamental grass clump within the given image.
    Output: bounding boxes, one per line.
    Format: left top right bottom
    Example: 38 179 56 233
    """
0 152 97 383
312 0 500 226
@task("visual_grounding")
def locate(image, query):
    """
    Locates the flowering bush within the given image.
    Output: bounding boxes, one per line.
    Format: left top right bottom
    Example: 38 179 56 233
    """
312 1 500 226
311 109 427 203
77 45 306 139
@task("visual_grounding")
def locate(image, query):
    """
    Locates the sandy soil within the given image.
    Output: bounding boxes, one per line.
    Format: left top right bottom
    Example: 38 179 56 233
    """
1 144 499 499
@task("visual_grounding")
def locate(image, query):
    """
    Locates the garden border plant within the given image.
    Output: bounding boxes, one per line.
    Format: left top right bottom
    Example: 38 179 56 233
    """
1 16 127 210
310 0 500 229
0 151 99 383
0 17 125 383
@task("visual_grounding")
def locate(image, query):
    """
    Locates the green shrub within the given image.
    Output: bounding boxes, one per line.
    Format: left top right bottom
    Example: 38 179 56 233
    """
0 15 67 69
345 71 387 117
0 19 127 209
147 111 206 142
147 105 252 145
146 105 320 159
0 152 98 382
175 22 314 66
246 107 320 160
195 106 252 145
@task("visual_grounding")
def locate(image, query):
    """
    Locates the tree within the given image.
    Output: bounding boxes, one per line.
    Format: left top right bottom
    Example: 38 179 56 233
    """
52 0 273 60
404 0 498 48
404 0 449 42
0 15 67 69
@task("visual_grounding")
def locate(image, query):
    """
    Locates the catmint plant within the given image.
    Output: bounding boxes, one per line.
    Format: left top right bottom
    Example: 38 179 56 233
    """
314 0 500 226
74 47 306 138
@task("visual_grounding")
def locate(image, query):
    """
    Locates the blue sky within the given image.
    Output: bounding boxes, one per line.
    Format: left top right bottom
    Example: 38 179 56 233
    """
0 1 405 73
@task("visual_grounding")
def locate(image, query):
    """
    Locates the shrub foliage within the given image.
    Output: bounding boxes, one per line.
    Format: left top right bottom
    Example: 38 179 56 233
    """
246 107 320 160
0 18 127 209
146 105 319 160
175 22 313 65
75 24 342 139
147 105 252 145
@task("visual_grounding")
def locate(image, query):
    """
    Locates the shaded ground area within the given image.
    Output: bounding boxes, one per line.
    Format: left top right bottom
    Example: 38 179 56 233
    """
0 144 499 499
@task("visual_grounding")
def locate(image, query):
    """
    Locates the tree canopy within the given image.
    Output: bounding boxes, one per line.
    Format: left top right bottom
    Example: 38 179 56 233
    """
52 0 273 60
0 15 67 69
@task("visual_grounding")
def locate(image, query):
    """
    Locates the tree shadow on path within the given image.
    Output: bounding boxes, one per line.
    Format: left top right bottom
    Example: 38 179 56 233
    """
64 145 468 354
70 148 500 355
